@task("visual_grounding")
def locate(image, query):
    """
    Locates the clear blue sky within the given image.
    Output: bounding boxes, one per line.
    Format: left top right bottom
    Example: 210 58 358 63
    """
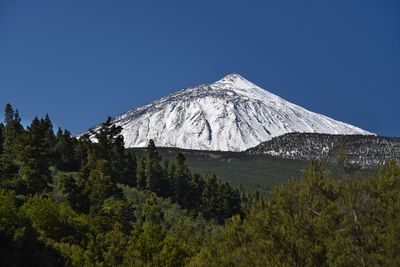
0 0 399 136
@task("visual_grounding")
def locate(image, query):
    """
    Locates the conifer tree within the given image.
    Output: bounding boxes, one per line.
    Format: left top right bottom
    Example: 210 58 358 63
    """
219 183 241 219
93 117 132 184
201 175 219 219
172 153 190 205
19 117 52 194
188 172 204 211
41 114 57 163
366 161 400 265
2 104 24 157
87 159 121 213
160 160 173 197
145 140 163 194
0 154 19 187
55 128 78 171
75 133 92 168
136 157 147 190
41 113 56 145
59 173 89 212
0 124 8 187
142 193 164 224
0 114 22 188
165 160 176 196
93 117 123 161
4 103 14 125
122 151 137 187
0 123 4 156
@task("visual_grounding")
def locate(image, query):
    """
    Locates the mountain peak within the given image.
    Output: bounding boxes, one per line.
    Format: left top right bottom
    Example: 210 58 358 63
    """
220 73 246 81
88 74 372 151
213 73 257 90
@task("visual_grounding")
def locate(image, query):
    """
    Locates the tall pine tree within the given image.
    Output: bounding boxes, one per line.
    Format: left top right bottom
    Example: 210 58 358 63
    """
136 157 147 190
0 123 4 156
2 104 24 157
0 104 23 186
19 117 52 194
55 128 78 171
172 153 191 205
145 140 163 194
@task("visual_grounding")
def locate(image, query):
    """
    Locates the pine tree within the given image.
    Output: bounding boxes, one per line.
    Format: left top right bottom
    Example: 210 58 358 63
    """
58 173 90 213
172 153 190 206
87 159 121 213
41 113 56 146
0 107 22 188
0 153 19 188
136 157 146 190
55 128 78 171
93 117 131 184
219 183 241 219
0 105 20 182
4 103 14 125
75 133 92 168
165 160 176 197
160 160 173 197
41 114 57 164
93 117 123 161
201 175 219 219
0 123 4 156
145 140 163 194
188 173 204 211
19 117 52 194
121 151 137 187
366 161 400 265
2 104 24 157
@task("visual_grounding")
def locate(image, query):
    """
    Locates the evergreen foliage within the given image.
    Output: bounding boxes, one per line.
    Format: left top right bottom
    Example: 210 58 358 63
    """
190 161 400 266
19 117 52 195
0 103 399 266
2 103 24 157
0 123 4 156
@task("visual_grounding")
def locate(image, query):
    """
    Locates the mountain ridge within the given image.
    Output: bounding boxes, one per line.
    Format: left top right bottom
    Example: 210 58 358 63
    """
247 132 400 168
87 73 372 151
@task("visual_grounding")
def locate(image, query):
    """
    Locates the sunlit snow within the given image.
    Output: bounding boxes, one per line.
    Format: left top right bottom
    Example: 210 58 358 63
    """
90 73 373 151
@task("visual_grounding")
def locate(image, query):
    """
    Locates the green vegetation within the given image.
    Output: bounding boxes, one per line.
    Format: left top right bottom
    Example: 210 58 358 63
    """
190 161 400 266
131 147 351 193
0 103 399 266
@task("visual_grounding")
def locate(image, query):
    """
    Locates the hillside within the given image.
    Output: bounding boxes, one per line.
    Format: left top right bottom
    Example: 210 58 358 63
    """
247 133 400 169
131 147 348 192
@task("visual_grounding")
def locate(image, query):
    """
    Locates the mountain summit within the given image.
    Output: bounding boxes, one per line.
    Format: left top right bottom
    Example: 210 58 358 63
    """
89 74 372 151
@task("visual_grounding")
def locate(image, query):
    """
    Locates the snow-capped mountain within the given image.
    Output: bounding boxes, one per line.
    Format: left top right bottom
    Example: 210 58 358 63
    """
88 73 373 151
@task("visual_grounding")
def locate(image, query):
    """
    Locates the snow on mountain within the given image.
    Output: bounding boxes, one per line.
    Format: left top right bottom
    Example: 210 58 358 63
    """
88 73 373 151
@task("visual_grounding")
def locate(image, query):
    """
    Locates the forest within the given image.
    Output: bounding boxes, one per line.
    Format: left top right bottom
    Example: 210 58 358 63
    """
0 103 399 266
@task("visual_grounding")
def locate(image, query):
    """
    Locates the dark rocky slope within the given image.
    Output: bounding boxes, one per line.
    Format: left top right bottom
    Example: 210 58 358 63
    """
247 133 400 169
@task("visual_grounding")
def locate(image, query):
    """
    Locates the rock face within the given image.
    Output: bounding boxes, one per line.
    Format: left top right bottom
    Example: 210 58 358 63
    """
247 133 400 168
88 73 372 151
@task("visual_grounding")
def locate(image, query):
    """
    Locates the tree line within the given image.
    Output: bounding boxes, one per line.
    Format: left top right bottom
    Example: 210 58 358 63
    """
0 103 242 266
0 104 241 221
0 103 399 266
